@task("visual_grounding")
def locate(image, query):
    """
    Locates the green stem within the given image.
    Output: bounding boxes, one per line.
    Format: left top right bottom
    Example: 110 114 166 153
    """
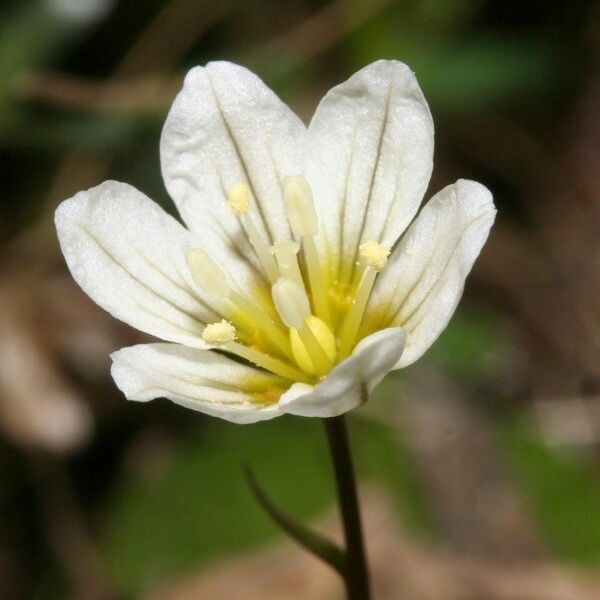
324 416 371 600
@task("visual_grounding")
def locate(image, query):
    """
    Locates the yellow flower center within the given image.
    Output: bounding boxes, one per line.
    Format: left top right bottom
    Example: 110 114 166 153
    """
188 177 390 384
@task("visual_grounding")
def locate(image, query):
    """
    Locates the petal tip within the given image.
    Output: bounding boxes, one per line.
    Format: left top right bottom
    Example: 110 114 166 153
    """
456 179 496 214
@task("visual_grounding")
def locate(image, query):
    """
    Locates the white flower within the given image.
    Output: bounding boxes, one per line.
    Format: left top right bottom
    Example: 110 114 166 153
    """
55 60 496 424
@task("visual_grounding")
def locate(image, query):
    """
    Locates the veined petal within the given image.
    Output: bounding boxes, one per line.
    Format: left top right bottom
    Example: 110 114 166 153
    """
55 181 219 347
279 327 405 418
305 60 434 281
161 61 306 253
368 180 496 368
111 343 284 424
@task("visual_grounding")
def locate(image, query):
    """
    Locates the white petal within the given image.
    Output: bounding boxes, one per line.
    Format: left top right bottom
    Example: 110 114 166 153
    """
161 62 306 252
111 343 283 424
279 327 405 418
369 179 496 368
305 60 434 279
55 180 218 347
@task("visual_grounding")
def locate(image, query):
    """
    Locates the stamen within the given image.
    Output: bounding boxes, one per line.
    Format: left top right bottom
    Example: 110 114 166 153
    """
359 241 390 272
228 341 307 382
337 241 389 359
282 176 330 325
270 241 304 290
228 183 279 283
202 319 236 345
188 249 290 356
228 182 249 215
202 321 305 382
228 291 291 356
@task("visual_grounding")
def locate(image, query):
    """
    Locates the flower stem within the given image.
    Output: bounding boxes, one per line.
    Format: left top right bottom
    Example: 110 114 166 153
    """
324 415 371 600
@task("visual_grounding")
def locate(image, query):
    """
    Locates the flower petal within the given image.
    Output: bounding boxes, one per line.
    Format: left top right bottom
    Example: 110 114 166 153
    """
279 327 405 418
55 180 218 347
161 61 306 253
368 179 496 368
305 60 434 280
111 343 284 424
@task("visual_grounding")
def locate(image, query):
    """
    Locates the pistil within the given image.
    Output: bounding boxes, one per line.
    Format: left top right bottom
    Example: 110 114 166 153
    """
283 176 331 326
294 322 333 376
272 277 335 376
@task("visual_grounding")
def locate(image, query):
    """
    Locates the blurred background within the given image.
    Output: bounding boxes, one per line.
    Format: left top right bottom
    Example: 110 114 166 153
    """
0 0 599 598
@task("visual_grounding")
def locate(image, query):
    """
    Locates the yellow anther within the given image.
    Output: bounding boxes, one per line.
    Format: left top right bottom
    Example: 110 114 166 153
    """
202 320 236 346
359 241 390 272
228 182 249 215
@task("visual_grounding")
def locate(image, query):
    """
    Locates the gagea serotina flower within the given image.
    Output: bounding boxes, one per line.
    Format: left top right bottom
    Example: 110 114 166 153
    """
55 60 495 423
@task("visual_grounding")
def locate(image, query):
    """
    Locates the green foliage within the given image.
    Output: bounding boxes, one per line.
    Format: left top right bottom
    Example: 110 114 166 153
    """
346 1 570 111
498 416 600 565
415 37 570 111
102 414 431 596
428 306 511 381
0 1 94 117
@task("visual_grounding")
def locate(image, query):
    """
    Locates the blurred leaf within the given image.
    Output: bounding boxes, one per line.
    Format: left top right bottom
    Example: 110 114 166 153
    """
346 0 481 63
0 111 158 151
498 416 600 565
345 0 571 111
0 1 99 117
427 307 512 381
416 37 572 111
102 414 432 596
411 0 482 33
